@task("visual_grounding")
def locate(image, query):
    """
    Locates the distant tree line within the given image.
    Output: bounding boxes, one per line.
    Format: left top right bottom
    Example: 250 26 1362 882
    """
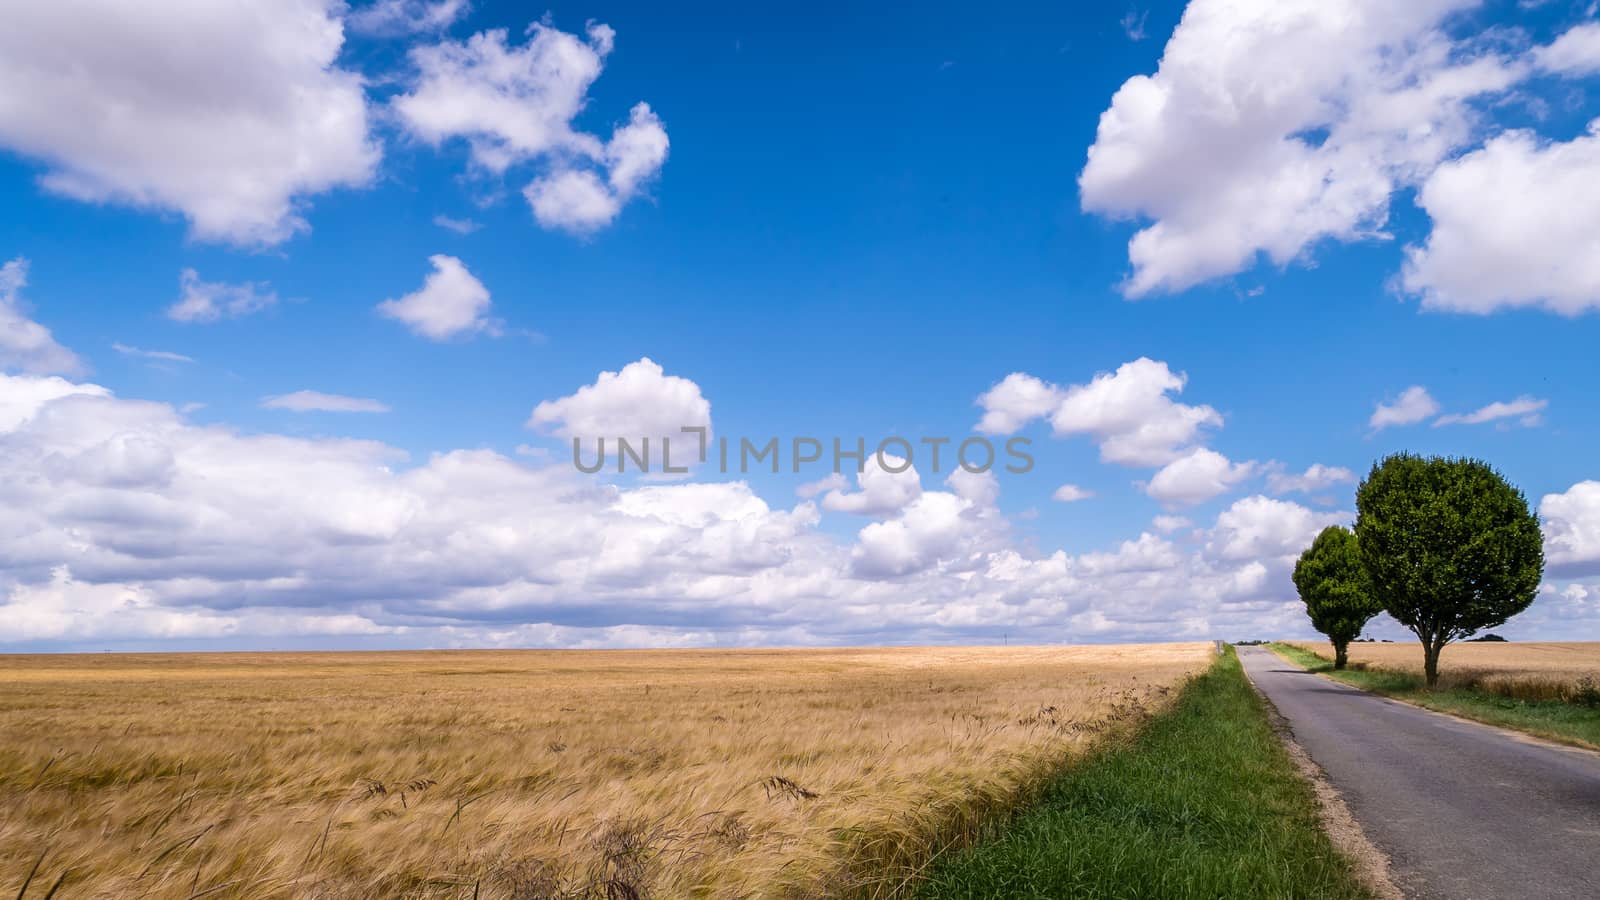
1291 453 1544 687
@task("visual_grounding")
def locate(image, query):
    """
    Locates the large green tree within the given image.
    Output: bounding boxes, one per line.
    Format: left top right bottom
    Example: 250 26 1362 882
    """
1354 454 1544 687
1292 525 1382 669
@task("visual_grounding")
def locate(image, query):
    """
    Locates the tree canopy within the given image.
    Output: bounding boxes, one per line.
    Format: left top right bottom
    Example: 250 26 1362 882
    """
1354 453 1543 686
1292 525 1382 669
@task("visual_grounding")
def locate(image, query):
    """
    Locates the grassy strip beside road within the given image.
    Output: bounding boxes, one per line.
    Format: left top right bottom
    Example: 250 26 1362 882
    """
916 648 1371 899
1269 643 1600 751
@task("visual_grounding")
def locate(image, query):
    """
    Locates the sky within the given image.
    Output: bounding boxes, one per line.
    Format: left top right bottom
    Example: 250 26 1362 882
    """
2 0 1599 651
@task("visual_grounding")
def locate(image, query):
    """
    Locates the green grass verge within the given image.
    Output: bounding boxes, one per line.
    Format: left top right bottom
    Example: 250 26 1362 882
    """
915 648 1371 900
1267 642 1600 751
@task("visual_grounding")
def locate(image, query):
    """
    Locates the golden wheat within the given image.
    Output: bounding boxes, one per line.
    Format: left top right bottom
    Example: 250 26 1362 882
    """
1288 641 1600 703
0 643 1208 899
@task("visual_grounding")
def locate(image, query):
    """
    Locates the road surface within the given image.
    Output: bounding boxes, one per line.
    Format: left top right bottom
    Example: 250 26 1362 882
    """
1237 646 1600 900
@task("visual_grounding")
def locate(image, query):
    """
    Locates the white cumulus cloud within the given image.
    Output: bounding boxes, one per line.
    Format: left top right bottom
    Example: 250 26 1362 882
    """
1052 484 1094 503
1369 386 1439 430
852 490 996 579
822 456 924 516
1402 124 1600 315
528 358 712 457
976 373 1062 435
1080 0 1526 296
1205 495 1349 564
0 0 377 246
1145 447 1257 507
525 103 669 233
1541 481 1600 577
378 255 495 340
977 358 1221 467
0 258 84 376
394 22 667 233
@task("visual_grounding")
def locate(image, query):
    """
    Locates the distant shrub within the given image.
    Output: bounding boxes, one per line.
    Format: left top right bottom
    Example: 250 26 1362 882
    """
1573 678 1600 709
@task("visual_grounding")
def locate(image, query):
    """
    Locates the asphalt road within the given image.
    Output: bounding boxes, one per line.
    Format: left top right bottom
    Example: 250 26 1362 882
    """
1237 647 1600 900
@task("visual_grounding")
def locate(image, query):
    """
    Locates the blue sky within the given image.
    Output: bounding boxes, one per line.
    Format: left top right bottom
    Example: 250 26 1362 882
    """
2 0 1599 650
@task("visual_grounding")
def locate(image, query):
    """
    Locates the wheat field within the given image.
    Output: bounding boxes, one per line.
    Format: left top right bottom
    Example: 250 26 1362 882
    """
1288 641 1600 702
0 643 1208 899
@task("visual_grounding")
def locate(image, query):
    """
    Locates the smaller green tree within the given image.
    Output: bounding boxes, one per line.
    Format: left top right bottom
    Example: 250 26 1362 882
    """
1293 525 1382 669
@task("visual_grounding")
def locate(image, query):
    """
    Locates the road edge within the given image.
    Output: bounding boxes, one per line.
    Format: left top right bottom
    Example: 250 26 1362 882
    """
1239 651 1404 900
1267 643 1600 760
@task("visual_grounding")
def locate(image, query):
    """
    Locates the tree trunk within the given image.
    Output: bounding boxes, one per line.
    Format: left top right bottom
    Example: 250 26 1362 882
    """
1334 641 1349 670
1423 640 1442 688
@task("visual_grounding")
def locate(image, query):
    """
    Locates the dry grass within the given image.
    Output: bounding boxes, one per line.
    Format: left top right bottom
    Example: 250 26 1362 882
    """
0 643 1208 899
1288 641 1600 705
